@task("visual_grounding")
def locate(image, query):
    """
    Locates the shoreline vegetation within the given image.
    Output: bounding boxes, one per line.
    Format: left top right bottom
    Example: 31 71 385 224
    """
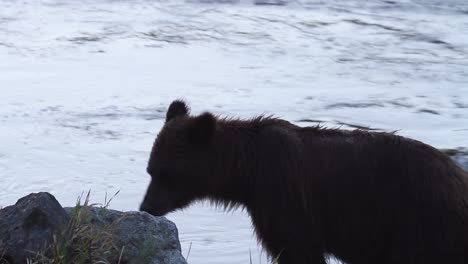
0 192 186 264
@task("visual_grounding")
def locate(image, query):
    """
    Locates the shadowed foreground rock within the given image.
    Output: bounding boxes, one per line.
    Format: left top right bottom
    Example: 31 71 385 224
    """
0 193 187 264
0 192 70 263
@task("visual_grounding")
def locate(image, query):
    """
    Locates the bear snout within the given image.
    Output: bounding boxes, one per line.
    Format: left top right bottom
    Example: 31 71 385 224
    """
139 203 160 216
139 199 171 216
139 202 151 213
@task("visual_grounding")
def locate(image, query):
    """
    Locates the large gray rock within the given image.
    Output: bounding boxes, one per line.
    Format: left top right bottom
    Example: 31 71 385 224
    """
0 192 186 264
63 207 187 264
0 192 70 263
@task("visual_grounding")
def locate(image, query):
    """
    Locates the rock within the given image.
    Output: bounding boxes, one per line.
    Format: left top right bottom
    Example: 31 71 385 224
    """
63 207 187 264
112 211 186 264
0 192 70 263
0 192 186 264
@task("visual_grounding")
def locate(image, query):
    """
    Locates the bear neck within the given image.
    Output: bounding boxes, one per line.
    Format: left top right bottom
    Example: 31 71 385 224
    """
209 121 262 208
209 117 307 215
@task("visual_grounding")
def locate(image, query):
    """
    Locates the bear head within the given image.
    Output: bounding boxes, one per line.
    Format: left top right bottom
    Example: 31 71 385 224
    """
140 100 217 216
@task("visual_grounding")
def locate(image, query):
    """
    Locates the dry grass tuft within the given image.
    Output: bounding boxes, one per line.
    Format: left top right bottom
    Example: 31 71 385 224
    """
1 191 123 264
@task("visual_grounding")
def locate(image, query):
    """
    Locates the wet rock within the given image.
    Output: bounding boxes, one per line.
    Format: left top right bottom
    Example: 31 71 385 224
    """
0 192 70 263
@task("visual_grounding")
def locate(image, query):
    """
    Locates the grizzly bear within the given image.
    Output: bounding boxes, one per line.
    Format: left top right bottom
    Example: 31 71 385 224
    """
140 100 468 264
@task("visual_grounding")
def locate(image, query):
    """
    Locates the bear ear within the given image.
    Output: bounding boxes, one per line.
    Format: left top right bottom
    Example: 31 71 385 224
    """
166 100 189 122
188 112 216 144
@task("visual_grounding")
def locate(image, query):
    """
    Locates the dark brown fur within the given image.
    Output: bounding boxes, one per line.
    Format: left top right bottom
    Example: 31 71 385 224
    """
140 100 468 264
